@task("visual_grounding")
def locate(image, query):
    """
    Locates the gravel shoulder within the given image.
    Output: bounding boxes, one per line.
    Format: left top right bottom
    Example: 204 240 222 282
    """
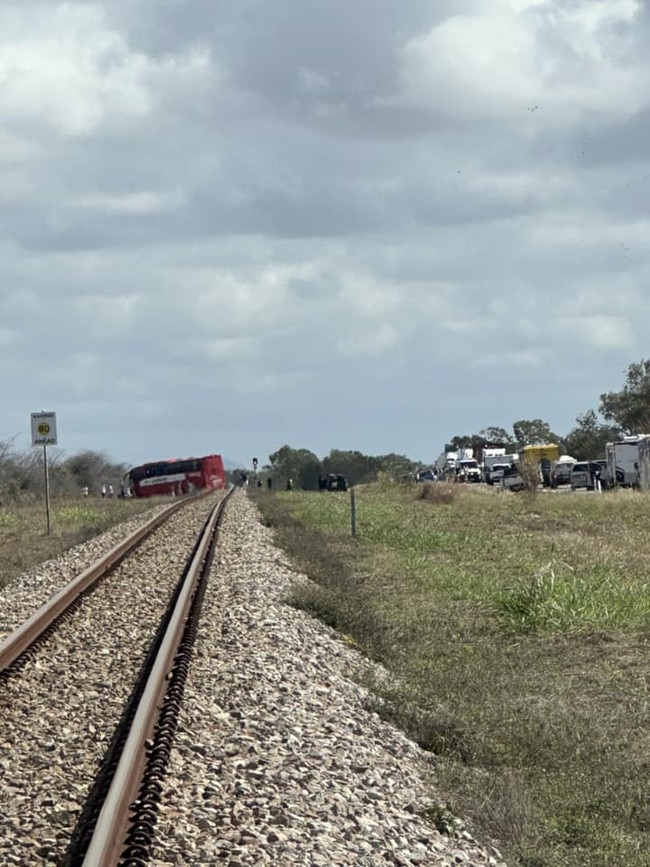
151 493 507 866
0 502 175 643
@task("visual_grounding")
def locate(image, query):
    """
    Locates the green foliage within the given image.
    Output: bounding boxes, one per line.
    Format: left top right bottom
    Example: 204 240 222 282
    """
266 444 419 490
513 419 561 447
268 445 321 490
0 497 156 588
600 359 650 433
421 803 458 835
495 560 650 633
256 485 650 866
478 426 515 444
564 410 622 460
0 440 126 502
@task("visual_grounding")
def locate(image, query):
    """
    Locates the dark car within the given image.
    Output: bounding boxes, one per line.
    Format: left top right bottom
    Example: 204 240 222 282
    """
570 461 606 491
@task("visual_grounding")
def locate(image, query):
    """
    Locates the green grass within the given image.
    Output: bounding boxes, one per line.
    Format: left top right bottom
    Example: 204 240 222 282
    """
252 484 650 867
0 496 160 589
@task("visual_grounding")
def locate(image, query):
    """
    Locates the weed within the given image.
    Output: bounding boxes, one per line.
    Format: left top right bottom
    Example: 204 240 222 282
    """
0 498 158 589
417 481 458 504
422 802 457 835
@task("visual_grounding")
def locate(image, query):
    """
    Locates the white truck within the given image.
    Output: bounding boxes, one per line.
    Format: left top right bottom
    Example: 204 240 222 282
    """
484 452 517 485
435 448 482 482
434 450 459 479
605 436 650 488
457 457 482 483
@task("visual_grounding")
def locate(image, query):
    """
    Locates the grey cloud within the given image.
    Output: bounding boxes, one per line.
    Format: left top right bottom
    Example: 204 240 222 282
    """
2 1 650 465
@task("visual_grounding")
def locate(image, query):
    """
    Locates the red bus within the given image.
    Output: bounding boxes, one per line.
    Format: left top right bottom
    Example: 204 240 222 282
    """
126 454 226 498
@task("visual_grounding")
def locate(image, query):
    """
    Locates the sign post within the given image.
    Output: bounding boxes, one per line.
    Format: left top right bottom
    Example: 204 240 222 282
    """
31 411 58 536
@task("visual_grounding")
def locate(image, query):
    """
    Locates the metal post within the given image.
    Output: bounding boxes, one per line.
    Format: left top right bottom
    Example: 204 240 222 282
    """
350 488 356 537
43 445 51 536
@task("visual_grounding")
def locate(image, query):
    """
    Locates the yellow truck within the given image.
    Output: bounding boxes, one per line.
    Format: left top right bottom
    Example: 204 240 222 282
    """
518 444 560 487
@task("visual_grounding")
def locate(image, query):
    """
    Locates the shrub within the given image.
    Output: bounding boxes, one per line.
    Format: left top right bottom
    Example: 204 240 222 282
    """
417 481 458 505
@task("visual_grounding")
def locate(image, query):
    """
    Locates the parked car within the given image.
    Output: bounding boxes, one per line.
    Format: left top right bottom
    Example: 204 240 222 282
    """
489 463 511 485
501 463 525 492
550 456 576 488
570 461 606 491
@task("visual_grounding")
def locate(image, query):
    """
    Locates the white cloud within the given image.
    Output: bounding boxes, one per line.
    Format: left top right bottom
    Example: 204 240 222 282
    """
74 191 186 215
1 1 650 464
581 315 634 349
399 1 647 123
0 5 213 138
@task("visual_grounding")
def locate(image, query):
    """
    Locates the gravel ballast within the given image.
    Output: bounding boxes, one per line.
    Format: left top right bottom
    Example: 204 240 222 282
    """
0 496 222 866
0 491 507 865
151 493 507 866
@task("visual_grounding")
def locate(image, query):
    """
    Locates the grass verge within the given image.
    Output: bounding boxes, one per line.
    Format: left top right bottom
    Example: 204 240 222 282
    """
0 496 160 589
252 484 650 867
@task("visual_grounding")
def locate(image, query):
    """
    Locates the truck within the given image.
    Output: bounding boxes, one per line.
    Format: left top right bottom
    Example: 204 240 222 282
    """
457 456 482 483
434 450 459 479
435 448 482 482
605 436 650 488
484 452 517 485
550 455 576 488
519 443 560 487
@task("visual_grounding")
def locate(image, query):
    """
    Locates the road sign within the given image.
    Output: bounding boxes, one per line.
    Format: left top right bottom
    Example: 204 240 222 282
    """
31 411 58 446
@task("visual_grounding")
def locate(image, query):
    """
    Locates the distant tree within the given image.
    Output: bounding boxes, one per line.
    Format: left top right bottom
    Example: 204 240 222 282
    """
512 419 561 447
298 457 323 491
375 453 420 480
447 428 514 452
564 410 622 460
477 426 515 445
269 445 322 490
63 450 110 492
599 359 650 433
322 449 378 486
447 435 475 450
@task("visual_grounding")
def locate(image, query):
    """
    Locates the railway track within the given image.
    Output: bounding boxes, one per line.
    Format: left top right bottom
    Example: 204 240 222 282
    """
0 489 232 865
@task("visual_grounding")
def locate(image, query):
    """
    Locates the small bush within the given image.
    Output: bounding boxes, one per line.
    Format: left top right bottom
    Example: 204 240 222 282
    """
518 461 541 494
417 482 458 505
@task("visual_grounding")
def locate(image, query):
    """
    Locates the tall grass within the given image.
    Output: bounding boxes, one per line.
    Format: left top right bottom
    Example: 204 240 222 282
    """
0 497 159 589
253 483 650 867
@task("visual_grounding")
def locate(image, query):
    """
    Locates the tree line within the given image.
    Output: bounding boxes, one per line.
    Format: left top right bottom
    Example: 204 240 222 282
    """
254 358 650 489
4 360 648 499
448 358 650 460
241 446 419 491
0 441 128 503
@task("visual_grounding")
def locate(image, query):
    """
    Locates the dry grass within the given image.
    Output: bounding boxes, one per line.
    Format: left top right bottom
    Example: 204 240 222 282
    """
416 481 459 504
0 496 159 589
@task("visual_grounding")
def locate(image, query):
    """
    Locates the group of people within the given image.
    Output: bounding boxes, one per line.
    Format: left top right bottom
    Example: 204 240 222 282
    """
81 483 125 497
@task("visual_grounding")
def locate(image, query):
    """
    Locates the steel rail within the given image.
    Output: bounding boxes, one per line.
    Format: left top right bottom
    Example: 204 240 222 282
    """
0 498 190 674
81 492 228 866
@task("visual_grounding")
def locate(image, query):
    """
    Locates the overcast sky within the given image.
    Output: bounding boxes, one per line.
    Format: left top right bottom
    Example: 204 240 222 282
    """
1 0 649 468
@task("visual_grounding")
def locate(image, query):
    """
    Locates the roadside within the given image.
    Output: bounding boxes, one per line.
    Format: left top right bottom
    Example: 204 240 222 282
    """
251 483 650 867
